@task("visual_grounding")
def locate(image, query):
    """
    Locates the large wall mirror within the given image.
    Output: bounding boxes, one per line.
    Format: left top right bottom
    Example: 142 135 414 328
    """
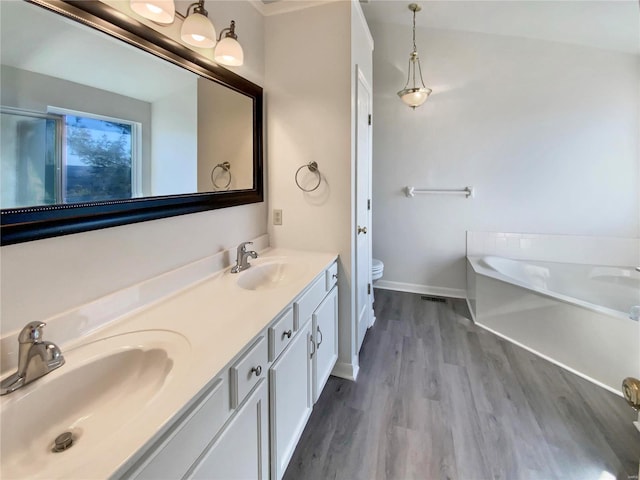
0 0 263 245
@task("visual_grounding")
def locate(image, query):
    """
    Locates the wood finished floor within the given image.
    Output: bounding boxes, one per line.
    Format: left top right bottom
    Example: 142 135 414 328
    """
283 289 639 480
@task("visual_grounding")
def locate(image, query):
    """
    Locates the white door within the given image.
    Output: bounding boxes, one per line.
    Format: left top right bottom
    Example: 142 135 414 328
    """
355 66 372 353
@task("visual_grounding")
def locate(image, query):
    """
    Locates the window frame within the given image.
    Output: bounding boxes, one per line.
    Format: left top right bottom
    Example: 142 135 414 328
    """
0 106 63 207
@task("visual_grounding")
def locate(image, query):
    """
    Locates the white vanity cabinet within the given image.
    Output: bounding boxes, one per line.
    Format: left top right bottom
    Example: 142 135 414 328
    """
121 259 338 480
187 379 268 480
125 377 230 480
269 263 339 480
124 337 269 480
312 286 338 403
269 319 313 480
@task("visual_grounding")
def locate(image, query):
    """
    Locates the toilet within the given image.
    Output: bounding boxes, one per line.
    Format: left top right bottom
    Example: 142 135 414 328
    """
370 258 384 324
372 258 384 283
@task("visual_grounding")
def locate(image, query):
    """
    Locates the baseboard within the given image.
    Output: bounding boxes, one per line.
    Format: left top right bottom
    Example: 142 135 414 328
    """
475 321 622 398
331 361 359 381
374 280 467 299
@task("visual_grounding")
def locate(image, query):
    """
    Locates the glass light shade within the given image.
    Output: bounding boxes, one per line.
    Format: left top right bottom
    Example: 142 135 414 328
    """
181 13 216 48
398 87 432 109
214 37 244 66
130 0 175 24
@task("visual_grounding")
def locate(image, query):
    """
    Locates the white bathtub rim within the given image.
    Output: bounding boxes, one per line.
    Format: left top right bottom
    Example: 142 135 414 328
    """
467 255 636 323
475 320 623 397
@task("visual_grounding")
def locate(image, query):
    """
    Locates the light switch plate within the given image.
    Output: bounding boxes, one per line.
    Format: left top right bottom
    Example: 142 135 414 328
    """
273 209 282 225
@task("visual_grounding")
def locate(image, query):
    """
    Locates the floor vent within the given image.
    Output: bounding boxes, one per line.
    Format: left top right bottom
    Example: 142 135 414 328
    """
421 295 446 303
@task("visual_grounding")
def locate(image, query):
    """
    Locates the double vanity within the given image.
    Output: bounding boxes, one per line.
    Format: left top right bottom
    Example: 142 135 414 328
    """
0 246 338 479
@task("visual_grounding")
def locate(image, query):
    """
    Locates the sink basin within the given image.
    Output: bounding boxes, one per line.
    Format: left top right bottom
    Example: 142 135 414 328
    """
236 259 307 291
0 330 190 479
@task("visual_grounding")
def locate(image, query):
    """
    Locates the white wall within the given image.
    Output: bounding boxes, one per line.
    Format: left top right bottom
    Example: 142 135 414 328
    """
0 1 266 336
152 81 198 195
265 1 372 376
197 78 254 192
265 0 352 363
371 24 640 296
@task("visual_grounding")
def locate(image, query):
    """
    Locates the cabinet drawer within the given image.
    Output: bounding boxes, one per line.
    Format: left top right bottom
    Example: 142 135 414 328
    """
230 336 267 408
269 307 294 361
325 262 338 291
131 378 228 479
294 275 325 330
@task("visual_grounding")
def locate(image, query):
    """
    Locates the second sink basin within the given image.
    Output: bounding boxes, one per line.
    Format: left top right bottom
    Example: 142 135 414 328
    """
0 329 191 479
236 259 307 291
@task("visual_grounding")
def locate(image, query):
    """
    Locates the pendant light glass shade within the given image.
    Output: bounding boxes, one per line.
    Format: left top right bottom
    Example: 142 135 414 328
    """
214 21 243 66
130 0 175 24
399 87 432 108
214 37 244 66
181 5 216 48
397 4 432 109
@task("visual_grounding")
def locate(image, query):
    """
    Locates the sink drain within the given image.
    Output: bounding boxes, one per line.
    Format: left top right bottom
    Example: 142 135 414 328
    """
52 432 74 453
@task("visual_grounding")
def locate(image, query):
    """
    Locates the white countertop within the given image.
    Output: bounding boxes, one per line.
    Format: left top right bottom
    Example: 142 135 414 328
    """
0 247 337 479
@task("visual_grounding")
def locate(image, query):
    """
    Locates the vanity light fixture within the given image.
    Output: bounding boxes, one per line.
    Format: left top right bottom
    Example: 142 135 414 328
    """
214 20 244 66
181 0 216 48
129 0 175 24
397 3 432 109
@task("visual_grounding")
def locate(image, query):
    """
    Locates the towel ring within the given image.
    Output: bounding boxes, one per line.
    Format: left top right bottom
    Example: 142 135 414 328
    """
295 162 321 192
211 162 231 190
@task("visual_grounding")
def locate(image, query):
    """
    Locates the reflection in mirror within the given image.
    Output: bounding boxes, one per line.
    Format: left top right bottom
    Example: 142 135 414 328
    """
0 0 255 210
197 79 254 192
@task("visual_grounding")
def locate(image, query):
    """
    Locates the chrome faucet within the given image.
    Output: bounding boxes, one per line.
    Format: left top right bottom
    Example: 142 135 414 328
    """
0 321 65 395
231 241 258 273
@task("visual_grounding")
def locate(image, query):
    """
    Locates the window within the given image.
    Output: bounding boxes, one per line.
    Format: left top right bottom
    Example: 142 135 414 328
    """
1 109 59 209
1 106 141 209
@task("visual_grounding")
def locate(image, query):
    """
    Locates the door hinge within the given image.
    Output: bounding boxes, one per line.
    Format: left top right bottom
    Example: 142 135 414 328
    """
367 199 371 210
368 114 372 126
368 283 371 295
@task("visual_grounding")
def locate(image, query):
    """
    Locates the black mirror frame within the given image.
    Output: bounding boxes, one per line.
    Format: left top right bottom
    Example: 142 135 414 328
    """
0 0 263 246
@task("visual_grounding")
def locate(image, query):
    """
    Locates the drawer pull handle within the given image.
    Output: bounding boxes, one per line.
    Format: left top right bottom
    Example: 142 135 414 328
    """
316 326 323 348
310 337 316 358
250 365 262 377
332 273 338 279
283 329 292 339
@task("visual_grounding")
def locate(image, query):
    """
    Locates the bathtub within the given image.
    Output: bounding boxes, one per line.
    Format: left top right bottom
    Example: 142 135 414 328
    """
467 255 640 394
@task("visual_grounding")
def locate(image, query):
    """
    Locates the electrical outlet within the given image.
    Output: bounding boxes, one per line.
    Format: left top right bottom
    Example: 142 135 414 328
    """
273 209 282 225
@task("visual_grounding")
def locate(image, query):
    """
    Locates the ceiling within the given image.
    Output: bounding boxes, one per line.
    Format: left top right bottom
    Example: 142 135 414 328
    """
250 0 639 54
361 0 640 55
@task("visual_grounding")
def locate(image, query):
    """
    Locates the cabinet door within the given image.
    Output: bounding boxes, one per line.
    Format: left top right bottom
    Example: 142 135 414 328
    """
187 380 268 480
270 320 313 480
312 286 338 403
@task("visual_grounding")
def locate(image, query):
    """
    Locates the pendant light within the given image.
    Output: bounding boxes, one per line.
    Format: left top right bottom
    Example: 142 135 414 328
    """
130 0 175 24
214 20 244 66
397 3 432 109
181 0 216 48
